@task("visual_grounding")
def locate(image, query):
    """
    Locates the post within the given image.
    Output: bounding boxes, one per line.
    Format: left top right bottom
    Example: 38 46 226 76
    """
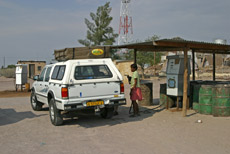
213 53 216 81
176 97 179 110
154 52 156 76
192 50 195 81
72 48 75 59
104 46 106 57
182 48 189 117
3 56 5 68
134 49 137 64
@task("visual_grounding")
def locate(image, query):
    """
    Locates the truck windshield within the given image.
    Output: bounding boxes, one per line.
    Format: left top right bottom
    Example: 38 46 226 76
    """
74 65 113 80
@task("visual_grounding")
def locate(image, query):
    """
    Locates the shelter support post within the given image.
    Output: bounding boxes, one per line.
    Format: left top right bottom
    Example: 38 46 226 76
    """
192 49 195 80
182 48 189 117
72 48 75 59
154 52 156 75
176 97 179 111
213 53 216 81
134 49 137 64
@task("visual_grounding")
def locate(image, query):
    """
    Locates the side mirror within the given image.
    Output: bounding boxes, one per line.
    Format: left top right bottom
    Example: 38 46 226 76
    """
33 75 39 81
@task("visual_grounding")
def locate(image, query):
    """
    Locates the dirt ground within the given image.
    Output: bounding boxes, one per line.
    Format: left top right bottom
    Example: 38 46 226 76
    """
0 76 33 98
0 91 30 98
0 76 34 92
1 77 230 154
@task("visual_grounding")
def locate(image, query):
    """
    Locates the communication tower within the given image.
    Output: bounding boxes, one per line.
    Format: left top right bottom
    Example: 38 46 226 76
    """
118 0 133 45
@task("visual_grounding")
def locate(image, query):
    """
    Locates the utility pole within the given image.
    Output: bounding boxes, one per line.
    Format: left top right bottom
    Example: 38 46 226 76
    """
4 56 5 68
154 52 156 75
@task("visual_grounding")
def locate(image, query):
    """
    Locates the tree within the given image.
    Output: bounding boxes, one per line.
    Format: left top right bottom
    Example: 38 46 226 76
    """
7 65 16 68
110 49 122 60
124 35 162 70
78 2 118 47
137 35 162 69
171 36 184 40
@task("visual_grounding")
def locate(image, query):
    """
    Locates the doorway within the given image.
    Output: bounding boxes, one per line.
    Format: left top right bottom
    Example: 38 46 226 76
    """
29 64 35 78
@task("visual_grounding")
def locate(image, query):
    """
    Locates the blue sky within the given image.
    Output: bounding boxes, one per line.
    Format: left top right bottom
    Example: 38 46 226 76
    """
0 0 230 66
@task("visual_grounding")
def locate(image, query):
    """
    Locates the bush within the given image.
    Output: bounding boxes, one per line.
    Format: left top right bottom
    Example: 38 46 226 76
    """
0 68 16 78
7 65 16 68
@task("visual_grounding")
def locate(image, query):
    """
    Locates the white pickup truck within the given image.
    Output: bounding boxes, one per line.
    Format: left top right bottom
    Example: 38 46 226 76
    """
30 58 126 126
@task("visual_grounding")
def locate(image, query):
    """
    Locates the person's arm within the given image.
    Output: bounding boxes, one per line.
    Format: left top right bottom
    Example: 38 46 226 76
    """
132 78 137 89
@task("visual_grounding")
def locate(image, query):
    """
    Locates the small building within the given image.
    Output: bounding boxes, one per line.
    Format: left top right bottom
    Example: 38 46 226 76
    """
17 61 46 78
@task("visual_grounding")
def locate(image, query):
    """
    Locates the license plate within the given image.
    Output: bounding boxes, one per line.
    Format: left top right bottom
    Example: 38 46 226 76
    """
86 101 104 106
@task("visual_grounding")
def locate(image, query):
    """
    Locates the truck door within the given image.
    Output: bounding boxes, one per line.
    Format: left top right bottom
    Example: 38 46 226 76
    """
39 66 52 104
35 67 47 102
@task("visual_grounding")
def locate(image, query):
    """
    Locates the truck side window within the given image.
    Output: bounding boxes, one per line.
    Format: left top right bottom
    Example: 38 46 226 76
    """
57 66 65 80
51 65 66 80
51 66 59 79
44 67 52 82
38 68 47 81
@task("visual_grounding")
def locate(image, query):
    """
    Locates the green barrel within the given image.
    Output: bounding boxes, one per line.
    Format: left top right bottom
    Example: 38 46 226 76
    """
199 85 214 115
189 81 197 106
212 84 230 117
192 102 199 112
193 84 201 103
193 81 218 104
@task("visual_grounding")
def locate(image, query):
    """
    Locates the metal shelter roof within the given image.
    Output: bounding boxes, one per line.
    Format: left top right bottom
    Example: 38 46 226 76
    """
111 39 230 54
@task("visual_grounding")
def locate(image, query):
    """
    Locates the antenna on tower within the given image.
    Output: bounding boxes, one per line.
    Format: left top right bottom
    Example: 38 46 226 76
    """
118 0 133 45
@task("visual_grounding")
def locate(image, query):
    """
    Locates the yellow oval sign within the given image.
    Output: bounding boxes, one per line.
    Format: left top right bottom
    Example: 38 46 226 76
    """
92 49 104 56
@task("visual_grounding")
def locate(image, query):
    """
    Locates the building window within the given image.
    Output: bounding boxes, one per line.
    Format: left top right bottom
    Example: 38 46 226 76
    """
38 66 42 71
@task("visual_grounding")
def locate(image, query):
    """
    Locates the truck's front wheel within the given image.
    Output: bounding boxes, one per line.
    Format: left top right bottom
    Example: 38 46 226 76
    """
30 91 43 111
49 98 63 126
100 107 114 119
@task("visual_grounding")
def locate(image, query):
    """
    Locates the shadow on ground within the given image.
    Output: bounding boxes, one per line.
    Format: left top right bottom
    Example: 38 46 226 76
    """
0 108 46 126
62 105 164 128
186 112 198 117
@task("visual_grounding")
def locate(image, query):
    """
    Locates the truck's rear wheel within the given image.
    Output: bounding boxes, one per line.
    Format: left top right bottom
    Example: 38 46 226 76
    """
30 92 43 111
49 98 63 126
100 107 114 119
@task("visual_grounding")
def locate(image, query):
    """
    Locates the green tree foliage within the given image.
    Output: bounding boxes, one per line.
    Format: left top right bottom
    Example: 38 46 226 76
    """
137 35 162 69
124 35 163 69
171 36 184 40
7 65 16 68
110 49 122 60
145 35 161 42
78 2 118 47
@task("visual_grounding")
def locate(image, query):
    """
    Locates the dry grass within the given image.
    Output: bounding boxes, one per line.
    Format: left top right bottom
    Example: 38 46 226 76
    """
0 68 15 78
